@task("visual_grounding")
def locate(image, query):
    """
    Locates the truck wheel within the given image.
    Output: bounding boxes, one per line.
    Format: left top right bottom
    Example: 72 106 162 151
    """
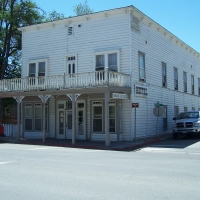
173 133 178 140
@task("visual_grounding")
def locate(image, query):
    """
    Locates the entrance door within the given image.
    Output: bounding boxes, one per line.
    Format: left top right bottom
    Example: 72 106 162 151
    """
56 100 85 140
76 101 86 140
66 110 72 139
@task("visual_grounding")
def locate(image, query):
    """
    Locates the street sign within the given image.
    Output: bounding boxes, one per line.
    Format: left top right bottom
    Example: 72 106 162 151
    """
132 103 139 108
153 106 164 117
154 101 163 107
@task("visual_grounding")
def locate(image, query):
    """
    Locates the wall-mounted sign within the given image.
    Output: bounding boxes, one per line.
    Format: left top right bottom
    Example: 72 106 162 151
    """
112 93 127 99
132 103 139 108
135 85 148 97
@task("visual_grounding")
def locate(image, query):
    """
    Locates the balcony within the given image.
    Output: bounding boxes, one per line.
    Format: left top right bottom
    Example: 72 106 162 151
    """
0 70 130 93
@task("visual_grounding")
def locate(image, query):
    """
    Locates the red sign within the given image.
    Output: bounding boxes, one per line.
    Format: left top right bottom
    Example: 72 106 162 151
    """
132 103 139 108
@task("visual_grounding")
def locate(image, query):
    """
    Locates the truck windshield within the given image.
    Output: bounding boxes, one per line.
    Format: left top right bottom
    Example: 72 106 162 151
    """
177 112 199 119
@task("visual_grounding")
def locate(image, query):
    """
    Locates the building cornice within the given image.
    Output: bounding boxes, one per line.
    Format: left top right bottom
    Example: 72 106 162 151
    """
18 5 200 58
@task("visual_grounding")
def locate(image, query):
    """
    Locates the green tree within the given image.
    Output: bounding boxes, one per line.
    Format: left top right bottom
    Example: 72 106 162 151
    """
73 0 93 16
45 10 66 22
0 0 44 119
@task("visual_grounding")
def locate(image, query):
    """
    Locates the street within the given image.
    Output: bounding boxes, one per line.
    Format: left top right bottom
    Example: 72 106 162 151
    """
0 137 200 200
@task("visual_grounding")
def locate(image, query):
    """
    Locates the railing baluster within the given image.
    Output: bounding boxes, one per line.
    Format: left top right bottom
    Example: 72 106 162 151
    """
0 71 130 92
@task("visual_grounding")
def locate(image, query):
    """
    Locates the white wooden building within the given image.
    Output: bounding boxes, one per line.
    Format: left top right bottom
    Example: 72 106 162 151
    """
1 5 200 146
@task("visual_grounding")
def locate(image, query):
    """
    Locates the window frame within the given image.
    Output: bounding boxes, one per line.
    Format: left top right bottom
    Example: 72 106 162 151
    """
92 101 116 133
174 67 178 90
162 62 167 87
27 58 48 77
65 55 77 75
191 75 194 94
94 50 120 72
198 78 200 96
138 52 145 82
183 72 187 93
24 102 48 132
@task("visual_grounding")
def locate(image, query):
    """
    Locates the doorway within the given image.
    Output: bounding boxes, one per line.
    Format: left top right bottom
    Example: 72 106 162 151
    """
56 100 86 140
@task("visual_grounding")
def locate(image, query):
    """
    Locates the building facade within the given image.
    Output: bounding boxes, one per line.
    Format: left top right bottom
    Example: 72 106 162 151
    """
1 6 200 146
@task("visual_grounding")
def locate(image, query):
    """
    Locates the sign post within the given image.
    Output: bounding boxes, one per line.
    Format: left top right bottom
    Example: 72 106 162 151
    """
132 103 139 142
153 102 163 137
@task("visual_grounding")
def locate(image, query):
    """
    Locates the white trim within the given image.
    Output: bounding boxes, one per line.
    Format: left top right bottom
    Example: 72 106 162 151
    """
93 49 120 72
65 54 78 74
27 58 48 77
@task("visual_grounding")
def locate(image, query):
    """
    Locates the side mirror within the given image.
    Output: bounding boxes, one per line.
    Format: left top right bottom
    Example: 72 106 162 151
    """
173 117 176 120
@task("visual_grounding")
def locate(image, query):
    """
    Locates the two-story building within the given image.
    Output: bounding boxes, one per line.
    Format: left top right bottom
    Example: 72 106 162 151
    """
1 5 200 146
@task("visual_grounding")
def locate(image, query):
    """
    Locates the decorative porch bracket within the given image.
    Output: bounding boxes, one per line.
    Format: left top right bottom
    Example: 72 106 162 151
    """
67 94 81 101
38 95 51 143
13 96 25 140
67 94 81 145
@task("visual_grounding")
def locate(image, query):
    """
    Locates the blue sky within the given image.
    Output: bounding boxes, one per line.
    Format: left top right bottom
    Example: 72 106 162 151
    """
34 0 200 52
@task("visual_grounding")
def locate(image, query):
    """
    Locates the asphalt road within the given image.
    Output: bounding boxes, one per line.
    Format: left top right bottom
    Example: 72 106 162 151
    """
0 137 200 200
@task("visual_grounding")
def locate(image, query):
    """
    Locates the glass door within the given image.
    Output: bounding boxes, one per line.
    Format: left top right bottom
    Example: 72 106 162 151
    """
76 100 86 139
66 110 72 139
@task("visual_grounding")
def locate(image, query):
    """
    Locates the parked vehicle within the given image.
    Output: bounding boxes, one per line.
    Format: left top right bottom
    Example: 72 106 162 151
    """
173 111 200 140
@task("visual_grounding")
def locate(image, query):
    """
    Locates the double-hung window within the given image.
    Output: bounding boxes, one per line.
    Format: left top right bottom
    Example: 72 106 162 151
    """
191 75 194 94
28 59 48 78
139 52 145 81
174 68 178 90
95 50 120 72
162 62 167 87
66 56 76 77
183 72 187 92
24 103 48 131
198 78 200 96
96 55 105 71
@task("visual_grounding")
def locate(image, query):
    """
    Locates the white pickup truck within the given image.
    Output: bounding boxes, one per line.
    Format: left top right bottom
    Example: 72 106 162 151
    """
173 111 200 140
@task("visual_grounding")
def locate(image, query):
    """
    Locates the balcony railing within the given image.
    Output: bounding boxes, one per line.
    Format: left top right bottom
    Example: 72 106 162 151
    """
0 70 130 92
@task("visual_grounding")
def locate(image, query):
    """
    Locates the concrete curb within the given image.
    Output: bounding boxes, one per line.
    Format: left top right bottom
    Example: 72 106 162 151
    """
2 135 171 151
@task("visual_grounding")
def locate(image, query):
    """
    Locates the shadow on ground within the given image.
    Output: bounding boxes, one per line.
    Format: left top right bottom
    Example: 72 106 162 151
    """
149 135 200 149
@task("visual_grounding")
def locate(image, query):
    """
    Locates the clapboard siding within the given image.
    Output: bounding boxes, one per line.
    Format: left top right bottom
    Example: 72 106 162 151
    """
131 14 200 138
22 12 130 78
19 7 200 142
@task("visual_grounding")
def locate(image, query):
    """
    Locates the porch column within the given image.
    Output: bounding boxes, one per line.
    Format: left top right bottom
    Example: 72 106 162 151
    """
116 99 120 142
13 96 25 140
67 94 81 145
105 91 110 146
38 95 51 143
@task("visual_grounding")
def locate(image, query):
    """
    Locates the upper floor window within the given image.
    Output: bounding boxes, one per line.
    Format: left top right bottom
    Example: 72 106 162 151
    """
66 56 76 75
184 107 187 112
28 59 48 77
198 78 200 95
138 52 145 81
174 68 178 90
191 75 194 94
183 72 187 92
162 62 167 87
95 50 120 72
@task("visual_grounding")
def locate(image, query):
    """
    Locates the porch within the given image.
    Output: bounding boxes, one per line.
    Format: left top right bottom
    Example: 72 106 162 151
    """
0 70 130 92
0 70 131 147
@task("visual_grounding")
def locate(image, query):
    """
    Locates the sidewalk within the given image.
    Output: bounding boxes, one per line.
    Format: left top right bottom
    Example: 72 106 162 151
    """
2 134 172 151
